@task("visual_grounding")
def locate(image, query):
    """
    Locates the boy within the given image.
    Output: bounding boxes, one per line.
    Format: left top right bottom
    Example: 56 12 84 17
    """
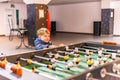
34 28 55 50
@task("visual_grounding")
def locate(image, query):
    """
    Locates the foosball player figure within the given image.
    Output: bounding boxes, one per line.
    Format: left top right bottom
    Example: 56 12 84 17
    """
49 53 60 64
98 49 103 64
73 47 79 54
65 46 69 51
98 48 103 58
87 57 93 69
65 46 72 52
73 54 80 66
26 59 32 64
32 66 39 73
50 53 59 60
97 57 102 64
86 49 93 55
11 61 22 76
102 57 107 65
111 53 116 61
64 52 70 62
54 53 60 59
117 50 120 53
0 57 7 68
49 57 56 64
98 47 104 57
85 49 90 61
47 63 56 70
66 61 74 70
93 61 99 68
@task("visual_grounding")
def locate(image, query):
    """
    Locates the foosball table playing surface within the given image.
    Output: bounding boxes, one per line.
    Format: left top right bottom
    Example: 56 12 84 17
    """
1 41 120 80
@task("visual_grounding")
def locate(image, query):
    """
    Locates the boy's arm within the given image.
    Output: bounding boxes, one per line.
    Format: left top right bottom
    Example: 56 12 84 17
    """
34 40 49 50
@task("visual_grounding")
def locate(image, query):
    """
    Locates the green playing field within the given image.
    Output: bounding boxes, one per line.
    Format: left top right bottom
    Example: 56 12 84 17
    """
24 51 112 80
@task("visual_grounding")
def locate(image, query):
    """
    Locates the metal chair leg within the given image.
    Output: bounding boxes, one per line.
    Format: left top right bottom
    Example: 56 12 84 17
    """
16 32 29 49
9 31 14 41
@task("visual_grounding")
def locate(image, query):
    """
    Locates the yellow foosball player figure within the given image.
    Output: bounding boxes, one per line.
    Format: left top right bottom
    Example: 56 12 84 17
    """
64 52 69 62
0 57 7 69
32 66 39 73
11 61 22 76
73 54 80 66
87 58 93 69
47 63 55 70
26 59 32 64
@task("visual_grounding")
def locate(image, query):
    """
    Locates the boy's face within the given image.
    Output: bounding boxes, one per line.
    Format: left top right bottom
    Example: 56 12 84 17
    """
39 33 50 43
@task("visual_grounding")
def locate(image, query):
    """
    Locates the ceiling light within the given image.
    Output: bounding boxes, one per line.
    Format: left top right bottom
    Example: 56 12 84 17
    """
23 0 51 4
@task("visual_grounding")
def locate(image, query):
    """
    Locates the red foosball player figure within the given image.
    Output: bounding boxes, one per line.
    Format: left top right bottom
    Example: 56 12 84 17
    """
0 57 7 68
11 61 22 76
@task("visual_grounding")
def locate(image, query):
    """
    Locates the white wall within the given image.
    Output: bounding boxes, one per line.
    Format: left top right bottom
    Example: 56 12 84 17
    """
111 1 120 35
0 3 27 36
0 5 5 35
101 0 111 9
49 2 101 33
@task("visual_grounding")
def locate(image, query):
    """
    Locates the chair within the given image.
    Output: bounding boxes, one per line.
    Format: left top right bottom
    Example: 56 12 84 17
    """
8 16 29 49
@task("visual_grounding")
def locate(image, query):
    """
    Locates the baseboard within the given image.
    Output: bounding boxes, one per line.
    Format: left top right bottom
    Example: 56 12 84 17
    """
56 31 93 35
0 35 5 37
113 35 120 37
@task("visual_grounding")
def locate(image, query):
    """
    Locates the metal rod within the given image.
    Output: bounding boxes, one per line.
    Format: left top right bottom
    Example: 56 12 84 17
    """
106 72 120 78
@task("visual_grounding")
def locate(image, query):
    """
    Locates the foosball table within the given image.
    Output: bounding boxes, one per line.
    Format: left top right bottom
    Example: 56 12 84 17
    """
1 41 120 80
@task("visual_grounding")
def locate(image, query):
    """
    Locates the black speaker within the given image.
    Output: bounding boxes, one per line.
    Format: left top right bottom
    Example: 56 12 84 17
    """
93 21 101 36
51 21 56 34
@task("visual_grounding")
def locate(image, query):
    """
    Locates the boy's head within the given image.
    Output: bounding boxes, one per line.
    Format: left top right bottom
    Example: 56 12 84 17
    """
37 28 50 43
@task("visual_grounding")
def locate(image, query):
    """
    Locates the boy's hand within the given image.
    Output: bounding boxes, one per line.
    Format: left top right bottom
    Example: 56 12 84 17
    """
59 43 65 47
48 45 57 48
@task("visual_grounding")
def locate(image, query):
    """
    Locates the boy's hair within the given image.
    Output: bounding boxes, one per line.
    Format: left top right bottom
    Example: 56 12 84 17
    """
37 28 50 36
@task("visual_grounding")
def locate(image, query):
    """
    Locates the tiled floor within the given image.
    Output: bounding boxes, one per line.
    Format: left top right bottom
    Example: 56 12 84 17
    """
0 33 120 55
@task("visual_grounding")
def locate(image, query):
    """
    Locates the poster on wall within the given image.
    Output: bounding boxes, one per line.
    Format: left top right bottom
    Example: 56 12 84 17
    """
39 9 44 19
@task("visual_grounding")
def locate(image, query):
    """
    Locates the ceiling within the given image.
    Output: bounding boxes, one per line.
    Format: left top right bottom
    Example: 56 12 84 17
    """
49 0 120 5
49 0 100 5
0 0 23 3
0 0 120 5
